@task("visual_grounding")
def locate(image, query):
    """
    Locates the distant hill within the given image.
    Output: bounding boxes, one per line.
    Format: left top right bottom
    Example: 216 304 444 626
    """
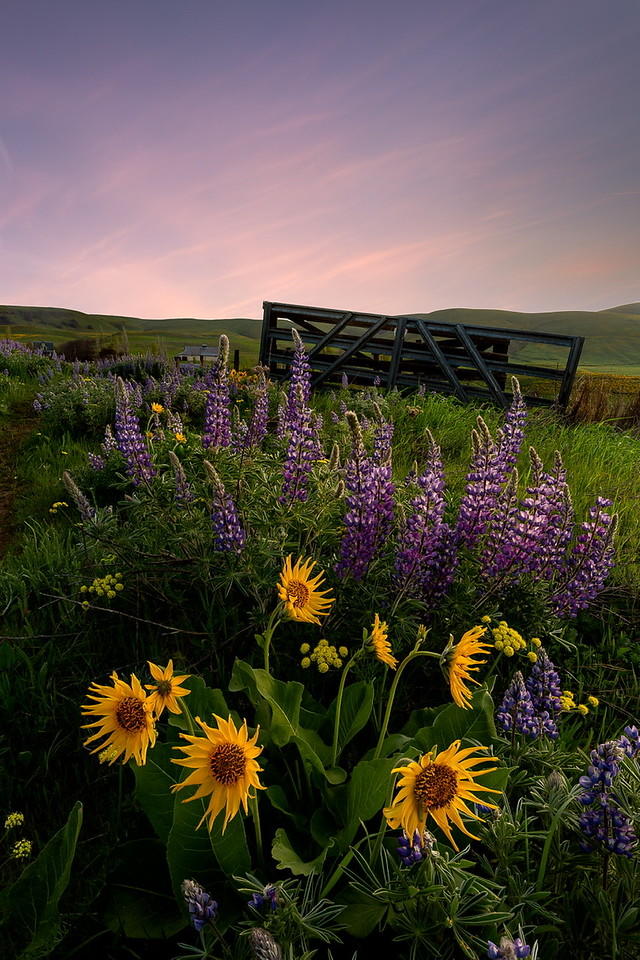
605 302 640 315
0 305 263 364
409 306 640 374
2 302 639 374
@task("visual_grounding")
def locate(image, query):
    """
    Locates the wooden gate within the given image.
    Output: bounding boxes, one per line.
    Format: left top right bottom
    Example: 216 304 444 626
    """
260 300 584 409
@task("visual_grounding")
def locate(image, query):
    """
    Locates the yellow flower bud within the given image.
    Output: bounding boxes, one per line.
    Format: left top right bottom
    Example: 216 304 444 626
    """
300 657 311 669
587 696 599 707
318 662 329 674
338 646 348 657
577 704 589 716
300 643 310 654
503 645 514 657
531 637 541 647
527 651 538 663
481 615 492 623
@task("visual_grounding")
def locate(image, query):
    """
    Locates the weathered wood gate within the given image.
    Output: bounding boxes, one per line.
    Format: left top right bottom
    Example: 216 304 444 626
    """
260 300 584 409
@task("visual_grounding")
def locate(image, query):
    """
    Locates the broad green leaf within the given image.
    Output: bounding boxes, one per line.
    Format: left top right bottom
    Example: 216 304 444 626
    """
132 742 177 843
230 660 334 777
166 784 251 907
272 828 332 876
103 839 185 939
0 801 82 958
337 887 387 937
412 688 497 753
344 757 397 828
326 681 374 757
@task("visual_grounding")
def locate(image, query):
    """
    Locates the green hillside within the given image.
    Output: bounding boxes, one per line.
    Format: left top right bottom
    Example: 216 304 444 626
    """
2 302 639 374
410 306 640 375
0 305 263 365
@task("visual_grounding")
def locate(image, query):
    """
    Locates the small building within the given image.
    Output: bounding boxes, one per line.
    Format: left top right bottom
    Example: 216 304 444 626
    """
30 340 56 355
174 344 220 367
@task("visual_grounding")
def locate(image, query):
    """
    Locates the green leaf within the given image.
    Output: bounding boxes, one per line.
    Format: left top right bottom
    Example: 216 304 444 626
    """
326 681 374 757
412 688 497 753
132 742 177 843
168 677 230 732
166 785 251 906
0 801 83 958
230 660 334 777
102 839 185 939
272 828 332 876
344 757 397 829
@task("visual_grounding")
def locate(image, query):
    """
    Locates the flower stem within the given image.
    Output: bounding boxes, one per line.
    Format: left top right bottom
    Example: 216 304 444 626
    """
249 794 264 868
331 652 360 767
373 649 440 760
260 605 283 674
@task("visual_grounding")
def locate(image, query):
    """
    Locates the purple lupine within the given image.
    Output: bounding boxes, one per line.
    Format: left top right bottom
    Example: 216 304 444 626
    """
495 377 527 472
525 648 561 739
203 335 231 450
168 451 194 503
397 830 435 866
279 384 318 503
550 497 618 617
62 471 95 521
394 430 451 599
88 453 106 470
114 378 156 484
479 470 521 579
619 725 640 759
496 671 539 739
248 883 279 911
578 740 638 857
335 411 395 581
181 879 218 932
455 417 509 550
101 424 118 455
204 460 245 552
244 375 269 449
487 937 531 959
341 371 349 388
283 329 311 432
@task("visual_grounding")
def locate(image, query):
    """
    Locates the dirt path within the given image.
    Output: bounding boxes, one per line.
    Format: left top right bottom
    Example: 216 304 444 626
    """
0 398 38 557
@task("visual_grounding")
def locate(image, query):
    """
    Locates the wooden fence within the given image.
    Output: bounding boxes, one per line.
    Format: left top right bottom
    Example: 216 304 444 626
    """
259 300 585 409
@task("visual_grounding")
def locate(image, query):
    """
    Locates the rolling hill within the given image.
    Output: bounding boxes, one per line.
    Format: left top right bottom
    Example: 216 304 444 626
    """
2 302 639 374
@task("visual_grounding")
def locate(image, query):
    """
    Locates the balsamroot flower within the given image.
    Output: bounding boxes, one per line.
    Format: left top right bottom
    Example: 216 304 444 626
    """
369 613 397 669
81 672 157 766
277 555 334 625
441 626 493 709
384 740 501 850
172 715 265 832
145 660 191 717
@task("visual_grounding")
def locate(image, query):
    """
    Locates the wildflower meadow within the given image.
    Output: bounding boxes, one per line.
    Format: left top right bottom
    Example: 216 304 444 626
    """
0 334 639 960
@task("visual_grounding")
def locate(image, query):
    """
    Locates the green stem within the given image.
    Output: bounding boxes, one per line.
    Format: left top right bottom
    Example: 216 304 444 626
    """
535 792 577 891
331 652 360 767
179 697 197 736
249 794 264 868
373 649 441 760
260 605 283 674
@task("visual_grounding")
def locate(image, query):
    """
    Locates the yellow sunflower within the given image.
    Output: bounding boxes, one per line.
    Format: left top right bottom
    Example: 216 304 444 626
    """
172 714 265 832
441 625 493 709
81 672 157 766
369 613 397 669
145 660 191 717
277 555 334 625
384 740 501 850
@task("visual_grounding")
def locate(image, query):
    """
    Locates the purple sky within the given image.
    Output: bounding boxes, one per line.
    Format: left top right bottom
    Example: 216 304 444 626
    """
2 0 639 318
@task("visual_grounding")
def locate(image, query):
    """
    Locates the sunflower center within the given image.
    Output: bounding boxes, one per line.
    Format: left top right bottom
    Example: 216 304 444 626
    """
287 580 310 609
116 697 146 732
210 742 246 784
414 763 458 809
156 680 172 696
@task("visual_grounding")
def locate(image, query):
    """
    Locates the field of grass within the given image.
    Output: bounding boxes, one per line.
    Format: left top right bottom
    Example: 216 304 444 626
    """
3 300 640 375
0 340 639 960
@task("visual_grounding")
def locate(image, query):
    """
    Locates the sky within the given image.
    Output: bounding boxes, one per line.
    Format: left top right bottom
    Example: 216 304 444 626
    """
1 0 639 319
